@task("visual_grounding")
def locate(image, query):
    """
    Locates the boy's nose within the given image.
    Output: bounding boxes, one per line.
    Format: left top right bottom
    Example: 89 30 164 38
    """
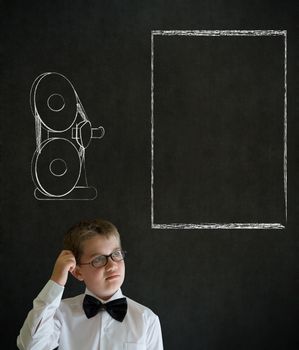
105 256 118 270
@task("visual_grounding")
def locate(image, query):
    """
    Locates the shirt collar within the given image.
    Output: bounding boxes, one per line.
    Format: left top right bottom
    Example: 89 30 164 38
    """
85 288 124 303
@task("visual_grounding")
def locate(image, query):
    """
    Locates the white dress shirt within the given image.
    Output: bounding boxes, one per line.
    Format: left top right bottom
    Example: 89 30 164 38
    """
17 280 163 350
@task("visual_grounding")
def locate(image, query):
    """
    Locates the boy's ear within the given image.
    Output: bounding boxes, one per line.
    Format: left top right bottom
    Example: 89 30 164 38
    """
70 266 84 281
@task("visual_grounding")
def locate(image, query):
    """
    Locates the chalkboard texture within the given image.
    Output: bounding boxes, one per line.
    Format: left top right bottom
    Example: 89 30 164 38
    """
1 1 298 349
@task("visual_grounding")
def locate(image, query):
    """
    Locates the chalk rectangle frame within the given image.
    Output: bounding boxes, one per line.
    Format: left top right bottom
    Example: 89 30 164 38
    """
151 30 287 230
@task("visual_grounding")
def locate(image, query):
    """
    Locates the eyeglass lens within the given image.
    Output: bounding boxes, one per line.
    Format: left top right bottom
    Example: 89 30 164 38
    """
91 250 125 268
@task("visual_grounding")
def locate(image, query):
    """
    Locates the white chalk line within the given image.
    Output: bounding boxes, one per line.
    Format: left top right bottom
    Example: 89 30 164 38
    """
152 223 285 230
152 30 286 36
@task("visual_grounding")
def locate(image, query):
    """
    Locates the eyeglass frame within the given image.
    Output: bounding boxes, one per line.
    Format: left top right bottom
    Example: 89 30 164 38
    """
78 249 126 268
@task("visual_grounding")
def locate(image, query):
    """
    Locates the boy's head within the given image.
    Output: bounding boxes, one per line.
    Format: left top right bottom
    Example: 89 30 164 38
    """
63 218 121 263
64 219 125 300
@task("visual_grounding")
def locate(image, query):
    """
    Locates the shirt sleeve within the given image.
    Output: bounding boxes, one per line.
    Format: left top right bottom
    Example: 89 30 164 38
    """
146 314 164 350
17 280 64 350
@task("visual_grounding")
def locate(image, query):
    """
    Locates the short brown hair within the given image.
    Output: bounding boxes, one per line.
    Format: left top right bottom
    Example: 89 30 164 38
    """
63 219 121 263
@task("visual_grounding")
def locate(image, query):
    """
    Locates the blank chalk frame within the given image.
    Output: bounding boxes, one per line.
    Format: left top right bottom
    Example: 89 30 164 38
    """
150 30 287 230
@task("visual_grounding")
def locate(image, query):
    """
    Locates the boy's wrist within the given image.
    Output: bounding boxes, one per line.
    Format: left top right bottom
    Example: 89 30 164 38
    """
50 277 66 287
50 271 67 286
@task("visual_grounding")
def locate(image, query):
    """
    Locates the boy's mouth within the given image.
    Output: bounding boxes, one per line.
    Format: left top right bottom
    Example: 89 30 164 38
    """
105 274 120 280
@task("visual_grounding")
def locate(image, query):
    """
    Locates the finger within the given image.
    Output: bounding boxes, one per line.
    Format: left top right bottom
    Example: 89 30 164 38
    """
60 249 74 256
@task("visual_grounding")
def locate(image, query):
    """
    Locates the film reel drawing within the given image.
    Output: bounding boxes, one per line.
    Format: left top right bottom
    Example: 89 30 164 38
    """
31 72 105 200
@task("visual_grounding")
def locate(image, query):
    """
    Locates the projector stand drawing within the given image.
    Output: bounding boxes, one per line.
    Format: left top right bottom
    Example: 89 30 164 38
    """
31 72 105 200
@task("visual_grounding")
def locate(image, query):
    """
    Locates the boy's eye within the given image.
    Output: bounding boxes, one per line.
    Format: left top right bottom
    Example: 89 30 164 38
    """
92 255 106 266
112 250 122 258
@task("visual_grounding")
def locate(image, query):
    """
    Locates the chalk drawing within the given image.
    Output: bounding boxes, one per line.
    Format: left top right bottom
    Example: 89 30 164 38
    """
31 72 105 200
151 30 287 229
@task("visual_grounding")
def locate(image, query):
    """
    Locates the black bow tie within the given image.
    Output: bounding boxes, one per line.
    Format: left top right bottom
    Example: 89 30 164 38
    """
83 294 127 322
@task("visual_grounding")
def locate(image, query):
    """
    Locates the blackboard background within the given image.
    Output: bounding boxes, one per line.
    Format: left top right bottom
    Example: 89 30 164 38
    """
1 1 298 349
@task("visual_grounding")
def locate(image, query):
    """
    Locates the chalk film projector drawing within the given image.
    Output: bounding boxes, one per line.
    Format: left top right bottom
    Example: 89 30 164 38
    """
31 72 105 200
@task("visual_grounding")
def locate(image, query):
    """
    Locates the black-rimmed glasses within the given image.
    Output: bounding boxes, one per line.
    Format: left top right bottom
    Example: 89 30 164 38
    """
79 250 126 268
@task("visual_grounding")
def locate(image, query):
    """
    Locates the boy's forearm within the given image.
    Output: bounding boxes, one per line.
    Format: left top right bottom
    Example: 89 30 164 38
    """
17 280 64 350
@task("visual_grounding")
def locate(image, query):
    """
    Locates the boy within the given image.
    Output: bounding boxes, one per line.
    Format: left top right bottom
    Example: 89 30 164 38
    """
17 219 163 350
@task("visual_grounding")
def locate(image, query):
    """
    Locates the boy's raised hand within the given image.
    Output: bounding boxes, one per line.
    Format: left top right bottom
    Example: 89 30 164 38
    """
51 250 77 286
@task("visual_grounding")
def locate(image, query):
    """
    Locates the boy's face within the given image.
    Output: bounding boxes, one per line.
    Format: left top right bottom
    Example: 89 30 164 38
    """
74 234 125 300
